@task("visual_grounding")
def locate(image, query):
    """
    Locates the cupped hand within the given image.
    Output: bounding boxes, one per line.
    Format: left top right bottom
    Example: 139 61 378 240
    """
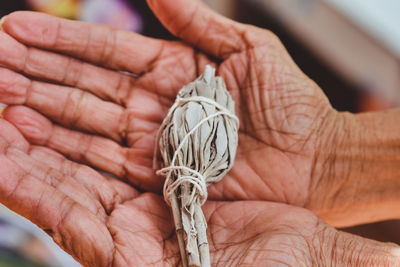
0 0 339 210
0 120 398 266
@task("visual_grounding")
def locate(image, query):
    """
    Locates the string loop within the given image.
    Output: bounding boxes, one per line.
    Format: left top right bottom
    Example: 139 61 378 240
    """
155 95 239 207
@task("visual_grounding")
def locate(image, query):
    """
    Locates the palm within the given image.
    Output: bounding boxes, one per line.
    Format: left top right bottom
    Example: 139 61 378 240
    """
51 192 400 266
107 194 325 266
0 122 329 266
0 121 397 266
1 2 399 266
0 9 334 207
217 45 334 205
125 42 333 205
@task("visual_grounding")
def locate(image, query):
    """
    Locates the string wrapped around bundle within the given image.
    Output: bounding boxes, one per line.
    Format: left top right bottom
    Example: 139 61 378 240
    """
154 65 239 267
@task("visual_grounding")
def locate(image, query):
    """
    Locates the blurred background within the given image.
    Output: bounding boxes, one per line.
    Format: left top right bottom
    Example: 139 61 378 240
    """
0 0 399 266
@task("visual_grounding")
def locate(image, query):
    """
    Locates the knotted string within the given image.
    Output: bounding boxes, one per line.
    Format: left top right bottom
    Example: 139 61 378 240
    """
154 95 239 207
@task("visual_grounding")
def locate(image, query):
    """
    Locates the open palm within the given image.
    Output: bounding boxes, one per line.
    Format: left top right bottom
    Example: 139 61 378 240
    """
0 0 336 210
1 121 392 266
1 0 400 266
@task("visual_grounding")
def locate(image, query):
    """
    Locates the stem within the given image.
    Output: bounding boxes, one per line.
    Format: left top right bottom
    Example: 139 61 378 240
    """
170 194 188 267
181 182 201 266
194 203 210 267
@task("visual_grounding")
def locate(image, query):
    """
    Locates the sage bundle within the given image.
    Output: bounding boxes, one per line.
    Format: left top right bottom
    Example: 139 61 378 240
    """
155 65 239 267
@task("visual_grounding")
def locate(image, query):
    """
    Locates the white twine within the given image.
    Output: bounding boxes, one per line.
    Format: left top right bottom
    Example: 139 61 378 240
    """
155 95 239 207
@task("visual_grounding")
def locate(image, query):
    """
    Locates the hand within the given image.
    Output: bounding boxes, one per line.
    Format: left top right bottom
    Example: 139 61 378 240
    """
0 0 339 211
0 121 398 266
1 0 400 265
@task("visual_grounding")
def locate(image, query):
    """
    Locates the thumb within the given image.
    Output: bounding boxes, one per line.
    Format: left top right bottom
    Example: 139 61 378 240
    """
319 227 400 266
147 0 247 58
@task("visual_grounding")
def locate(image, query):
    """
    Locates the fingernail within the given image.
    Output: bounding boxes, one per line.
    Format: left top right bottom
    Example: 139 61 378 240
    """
391 247 400 257
0 104 7 118
0 16 7 31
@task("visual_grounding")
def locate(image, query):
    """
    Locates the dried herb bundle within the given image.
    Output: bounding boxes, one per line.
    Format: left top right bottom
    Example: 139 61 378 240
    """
155 65 239 266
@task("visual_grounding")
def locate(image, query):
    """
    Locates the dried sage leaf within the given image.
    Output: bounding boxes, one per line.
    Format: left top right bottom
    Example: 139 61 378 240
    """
155 65 239 267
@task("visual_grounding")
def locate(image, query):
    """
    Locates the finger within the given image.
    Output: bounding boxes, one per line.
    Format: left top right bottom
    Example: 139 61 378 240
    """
1 112 137 211
3 105 159 191
0 119 107 219
0 118 29 150
3 105 127 177
5 146 107 220
0 104 5 117
0 31 134 104
147 0 256 58
321 228 400 265
0 150 114 266
0 67 127 142
2 11 165 74
29 146 139 212
0 121 138 206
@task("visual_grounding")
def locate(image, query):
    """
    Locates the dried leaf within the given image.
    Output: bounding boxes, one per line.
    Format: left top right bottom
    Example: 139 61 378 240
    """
156 65 239 267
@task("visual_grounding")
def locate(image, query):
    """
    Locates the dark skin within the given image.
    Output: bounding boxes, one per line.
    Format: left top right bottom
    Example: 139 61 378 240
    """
1 121 397 266
0 0 400 266
0 0 334 206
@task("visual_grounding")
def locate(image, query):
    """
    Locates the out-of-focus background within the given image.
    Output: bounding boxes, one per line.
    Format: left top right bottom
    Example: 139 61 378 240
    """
0 0 399 266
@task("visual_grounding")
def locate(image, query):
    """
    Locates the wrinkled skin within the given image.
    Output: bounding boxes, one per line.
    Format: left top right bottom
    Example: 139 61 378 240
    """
0 0 398 266
1 121 395 266
0 1 336 207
